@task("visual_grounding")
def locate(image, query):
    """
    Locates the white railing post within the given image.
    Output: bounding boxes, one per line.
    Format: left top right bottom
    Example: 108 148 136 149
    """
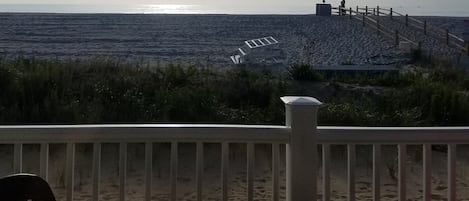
281 96 322 201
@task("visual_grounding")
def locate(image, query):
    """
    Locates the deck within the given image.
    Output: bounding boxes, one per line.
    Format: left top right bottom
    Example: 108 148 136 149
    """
0 96 468 201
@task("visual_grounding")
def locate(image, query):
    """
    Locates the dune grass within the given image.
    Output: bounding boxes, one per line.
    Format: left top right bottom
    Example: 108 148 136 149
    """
0 57 468 126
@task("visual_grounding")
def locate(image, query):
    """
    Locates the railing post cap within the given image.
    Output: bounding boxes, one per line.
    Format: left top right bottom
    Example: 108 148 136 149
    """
280 96 322 106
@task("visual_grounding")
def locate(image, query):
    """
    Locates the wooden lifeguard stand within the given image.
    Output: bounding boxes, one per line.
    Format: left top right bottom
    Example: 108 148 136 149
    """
316 0 332 16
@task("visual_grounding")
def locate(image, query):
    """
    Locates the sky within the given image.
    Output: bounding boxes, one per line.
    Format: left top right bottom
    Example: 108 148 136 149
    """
1 0 469 16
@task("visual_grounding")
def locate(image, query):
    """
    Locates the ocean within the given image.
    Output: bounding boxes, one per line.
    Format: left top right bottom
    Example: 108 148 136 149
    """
1 0 469 16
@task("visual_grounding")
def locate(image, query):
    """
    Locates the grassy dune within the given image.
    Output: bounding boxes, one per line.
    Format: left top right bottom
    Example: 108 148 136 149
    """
0 57 468 126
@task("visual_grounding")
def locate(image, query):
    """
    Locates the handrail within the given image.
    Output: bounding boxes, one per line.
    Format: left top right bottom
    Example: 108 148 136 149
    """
333 7 419 47
0 124 290 143
2 124 469 144
333 6 469 55
408 17 424 24
388 9 467 52
318 126 469 144
449 33 465 42
380 7 465 44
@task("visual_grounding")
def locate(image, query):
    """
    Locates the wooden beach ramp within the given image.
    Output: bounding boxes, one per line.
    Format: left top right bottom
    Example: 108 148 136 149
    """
332 6 469 63
230 36 285 65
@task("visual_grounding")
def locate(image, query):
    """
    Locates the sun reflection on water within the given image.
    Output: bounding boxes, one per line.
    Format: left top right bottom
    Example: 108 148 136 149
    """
138 4 200 14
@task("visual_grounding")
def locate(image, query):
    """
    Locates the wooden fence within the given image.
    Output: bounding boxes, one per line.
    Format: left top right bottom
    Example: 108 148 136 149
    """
332 6 469 56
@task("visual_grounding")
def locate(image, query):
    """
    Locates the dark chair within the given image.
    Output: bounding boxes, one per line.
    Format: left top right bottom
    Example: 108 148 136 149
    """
0 173 56 201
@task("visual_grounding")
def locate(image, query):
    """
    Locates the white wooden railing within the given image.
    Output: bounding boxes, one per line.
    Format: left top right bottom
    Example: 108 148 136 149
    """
1 96 469 201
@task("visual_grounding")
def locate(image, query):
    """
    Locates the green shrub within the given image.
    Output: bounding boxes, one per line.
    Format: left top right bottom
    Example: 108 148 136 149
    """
287 64 323 81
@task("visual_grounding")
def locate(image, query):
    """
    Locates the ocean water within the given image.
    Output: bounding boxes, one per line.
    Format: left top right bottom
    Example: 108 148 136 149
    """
1 0 469 16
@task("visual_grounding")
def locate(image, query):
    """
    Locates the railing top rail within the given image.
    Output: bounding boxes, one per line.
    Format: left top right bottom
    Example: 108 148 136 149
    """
350 6 467 48
407 16 424 24
0 124 286 129
319 126 469 131
449 33 465 43
318 126 469 144
0 124 290 143
393 12 406 17
2 124 469 144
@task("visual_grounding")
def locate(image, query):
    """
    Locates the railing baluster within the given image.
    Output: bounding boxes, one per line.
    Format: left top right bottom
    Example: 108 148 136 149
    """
119 143 127 201
145 142 153 201
322 144 331 201
373 144 381 201
92 143 101 201
66 143 75 201
398 144 407 201
13 143 22 173
348 144 356 201
196 142 204 201
40 143 49 181
170 142 178 201
247 143 255 201
221 142 229 201
423 144 432 201
272 143 280 201
448 144 456 201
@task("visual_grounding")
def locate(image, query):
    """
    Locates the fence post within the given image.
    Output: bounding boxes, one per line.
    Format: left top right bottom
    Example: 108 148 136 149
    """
373 8 376 16
377 6 380 16
405 14 409 26
395 30 399 46
390 8 393 19
281 96 322 201
465 42 469 56
362 14 365 26
349 8 352 19
377 20 380 35
356 6 359 14
365 6 368 15
446 29 450 46
424 21 427 35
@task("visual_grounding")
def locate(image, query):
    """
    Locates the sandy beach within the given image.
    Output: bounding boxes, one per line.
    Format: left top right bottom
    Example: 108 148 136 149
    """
0 14 467 67
1 13 469 201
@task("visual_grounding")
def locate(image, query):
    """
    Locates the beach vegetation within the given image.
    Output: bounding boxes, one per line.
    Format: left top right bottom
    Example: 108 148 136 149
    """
0 57 468 126
287 64 323 81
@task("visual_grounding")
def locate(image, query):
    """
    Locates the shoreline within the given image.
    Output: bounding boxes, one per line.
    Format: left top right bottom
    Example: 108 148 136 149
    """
1 12 469 18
